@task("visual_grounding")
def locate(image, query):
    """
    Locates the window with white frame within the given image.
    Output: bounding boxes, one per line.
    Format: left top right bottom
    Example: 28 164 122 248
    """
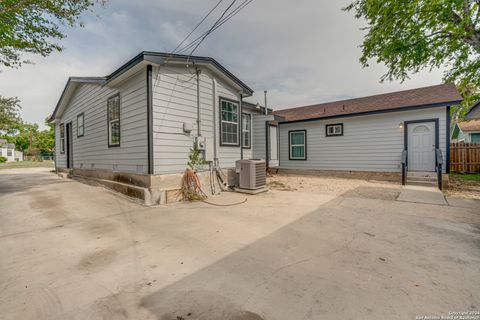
242 113 251 148
77 113 84 137
59 123 65 154
326 123 343 136
220 98 239 146
108 94 120 147
289 130 306 160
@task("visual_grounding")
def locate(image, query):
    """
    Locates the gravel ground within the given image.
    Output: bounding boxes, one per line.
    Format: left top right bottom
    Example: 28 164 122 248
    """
268 173 480 200
267 173 402 198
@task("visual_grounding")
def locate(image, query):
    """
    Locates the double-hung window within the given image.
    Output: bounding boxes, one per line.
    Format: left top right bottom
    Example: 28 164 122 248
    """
242 113 251 148
326 123 343 136
77 113 84 137
220 98 239 146
108 94 120 147
289 130 306 160
59 123 65 154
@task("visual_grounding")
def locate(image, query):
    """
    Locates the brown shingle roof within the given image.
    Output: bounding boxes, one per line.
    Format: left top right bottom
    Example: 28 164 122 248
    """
458 119 480 132
274 83 462 122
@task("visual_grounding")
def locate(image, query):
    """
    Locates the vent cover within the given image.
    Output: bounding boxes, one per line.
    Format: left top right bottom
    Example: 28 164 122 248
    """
236 159 266 190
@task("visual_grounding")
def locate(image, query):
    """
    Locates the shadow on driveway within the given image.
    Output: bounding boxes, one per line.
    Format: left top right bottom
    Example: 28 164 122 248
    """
138 192 480 320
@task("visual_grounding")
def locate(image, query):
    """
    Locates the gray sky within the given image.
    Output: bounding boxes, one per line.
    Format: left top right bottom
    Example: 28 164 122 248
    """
0 0 445 128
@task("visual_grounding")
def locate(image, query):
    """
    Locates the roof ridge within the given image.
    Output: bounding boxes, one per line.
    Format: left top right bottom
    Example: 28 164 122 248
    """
275 83 455 113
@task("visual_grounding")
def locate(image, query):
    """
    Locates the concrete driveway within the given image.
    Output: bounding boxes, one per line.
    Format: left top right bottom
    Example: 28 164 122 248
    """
1 168 479 320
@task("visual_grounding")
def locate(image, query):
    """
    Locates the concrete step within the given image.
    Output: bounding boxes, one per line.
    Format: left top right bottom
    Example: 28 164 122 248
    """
407 177 437 183
407 180 438 187
407 171 437 179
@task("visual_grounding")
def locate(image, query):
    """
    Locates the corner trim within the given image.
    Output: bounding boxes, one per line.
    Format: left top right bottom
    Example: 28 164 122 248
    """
265 122 269 168
147 65 154 174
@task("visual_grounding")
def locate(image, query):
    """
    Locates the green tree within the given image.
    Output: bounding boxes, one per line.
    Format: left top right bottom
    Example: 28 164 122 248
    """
8 122 39 152
344 0 480 117
35 118 55 153
5 121 54 154
0 95 21 133
0 0 106 68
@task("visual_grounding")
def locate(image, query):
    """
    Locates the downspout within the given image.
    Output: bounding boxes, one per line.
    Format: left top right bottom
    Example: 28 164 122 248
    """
265 122 270 169
240 93 243 160
264 90 268 115
196 68 202 136
264 90 269 168
212 78 217 161
146 65 154 175
54 120 58 173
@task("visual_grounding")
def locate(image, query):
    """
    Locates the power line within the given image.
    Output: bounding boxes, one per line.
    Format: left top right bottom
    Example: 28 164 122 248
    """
176 0 254 55
176 0 255 56
185 0 238 58
172 0 225 54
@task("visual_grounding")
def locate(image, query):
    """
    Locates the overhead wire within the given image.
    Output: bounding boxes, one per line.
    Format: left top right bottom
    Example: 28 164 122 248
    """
185 0 238 59
172 0 225 54
158 0 256 195
175 0 255 56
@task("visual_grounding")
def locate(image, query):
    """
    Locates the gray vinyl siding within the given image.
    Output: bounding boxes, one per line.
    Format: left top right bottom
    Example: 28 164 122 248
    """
252 114 274 160
151 66 258 174
54 70 148 173
279 107 448 172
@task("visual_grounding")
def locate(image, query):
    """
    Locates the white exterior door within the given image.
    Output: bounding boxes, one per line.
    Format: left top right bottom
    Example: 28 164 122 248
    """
269 125 279 167
408 122 435 171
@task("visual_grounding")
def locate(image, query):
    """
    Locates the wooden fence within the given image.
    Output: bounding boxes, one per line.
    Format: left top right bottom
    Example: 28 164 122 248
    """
450 142 480 173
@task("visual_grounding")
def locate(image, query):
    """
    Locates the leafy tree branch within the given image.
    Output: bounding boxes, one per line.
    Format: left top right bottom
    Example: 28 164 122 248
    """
0 0 106 68
345 0 480 118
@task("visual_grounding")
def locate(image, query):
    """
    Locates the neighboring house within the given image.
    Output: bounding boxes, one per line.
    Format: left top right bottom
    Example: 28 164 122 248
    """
451 101 480 143
465 100 480 119
0 139 23 162
49 52 277 204
274 84 461 178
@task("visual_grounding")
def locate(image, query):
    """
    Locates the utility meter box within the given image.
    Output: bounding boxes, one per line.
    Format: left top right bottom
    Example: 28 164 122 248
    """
195 137 214 162
195 136 206 150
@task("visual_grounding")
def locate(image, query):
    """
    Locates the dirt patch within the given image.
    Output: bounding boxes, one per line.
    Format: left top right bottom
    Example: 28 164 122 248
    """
267 174 400 196
267 180 296 191
76 249 117 272
445 178 480 199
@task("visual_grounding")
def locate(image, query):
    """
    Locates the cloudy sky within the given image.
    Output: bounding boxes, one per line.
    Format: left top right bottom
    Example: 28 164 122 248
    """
0 0 446 128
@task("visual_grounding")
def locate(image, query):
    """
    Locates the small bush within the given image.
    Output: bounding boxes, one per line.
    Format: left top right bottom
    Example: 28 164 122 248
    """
0 156 7 163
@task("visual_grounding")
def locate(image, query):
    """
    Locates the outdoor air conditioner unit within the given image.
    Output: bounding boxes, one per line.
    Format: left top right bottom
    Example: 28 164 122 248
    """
236 159 266 190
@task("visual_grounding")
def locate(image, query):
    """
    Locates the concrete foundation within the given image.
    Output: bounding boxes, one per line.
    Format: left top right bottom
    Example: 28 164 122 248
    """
58 167 228 206
234 186 269 195
277 168 402 182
